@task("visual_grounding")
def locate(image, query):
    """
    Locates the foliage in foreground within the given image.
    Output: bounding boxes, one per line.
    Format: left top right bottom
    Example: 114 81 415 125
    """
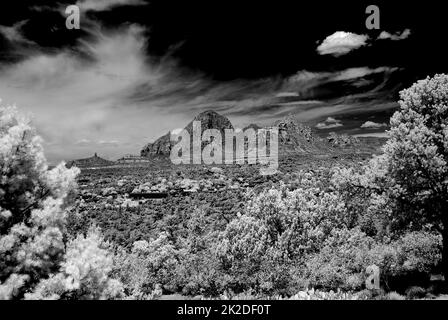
0 105 122 299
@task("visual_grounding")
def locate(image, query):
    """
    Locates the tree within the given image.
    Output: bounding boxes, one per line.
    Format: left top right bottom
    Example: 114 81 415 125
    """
0 105 122 299
375 74 448 282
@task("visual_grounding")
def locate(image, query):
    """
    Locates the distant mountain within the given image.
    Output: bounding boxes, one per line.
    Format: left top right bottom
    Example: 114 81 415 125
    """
141 111 335 159
67 153 114 168
141 110 233 158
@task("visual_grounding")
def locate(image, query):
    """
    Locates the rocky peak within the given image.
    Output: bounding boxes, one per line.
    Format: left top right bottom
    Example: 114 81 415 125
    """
184 110 234 134
141 110 234 158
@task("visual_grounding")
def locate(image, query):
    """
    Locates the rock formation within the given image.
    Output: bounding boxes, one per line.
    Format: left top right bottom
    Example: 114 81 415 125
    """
141 112 333 158
141 110 234 158
67 153 114 168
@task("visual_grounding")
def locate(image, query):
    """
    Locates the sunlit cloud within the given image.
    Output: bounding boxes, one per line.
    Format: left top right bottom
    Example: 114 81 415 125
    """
360 121 388 129
378 29 411 41
315 117 343 129
317 31 368 56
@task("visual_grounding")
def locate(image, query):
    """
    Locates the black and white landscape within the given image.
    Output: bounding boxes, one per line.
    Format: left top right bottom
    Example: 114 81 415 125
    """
1 0 448 301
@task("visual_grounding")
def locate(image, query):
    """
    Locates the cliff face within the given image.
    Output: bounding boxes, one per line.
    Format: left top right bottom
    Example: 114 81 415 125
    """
140 132 171 158
141 110 234 158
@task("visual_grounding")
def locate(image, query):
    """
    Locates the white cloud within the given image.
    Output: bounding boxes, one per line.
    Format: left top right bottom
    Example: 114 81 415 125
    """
316 122 343 130
0 24 177 162
353 132 389 138
275 92 299 98
333 67 397 82
0 21 34 45
284 66 398 98
316 117 343 129
98 140 120 146
316 29 410 57
378 29 411 41
360 121 387 129
76 0 146 12
325 117 339 124
317 31 368 56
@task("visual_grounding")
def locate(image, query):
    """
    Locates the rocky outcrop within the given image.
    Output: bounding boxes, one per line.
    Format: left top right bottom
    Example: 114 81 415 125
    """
140 133 171 158
275 115 331 154
141 110 234 158
67 153 114 168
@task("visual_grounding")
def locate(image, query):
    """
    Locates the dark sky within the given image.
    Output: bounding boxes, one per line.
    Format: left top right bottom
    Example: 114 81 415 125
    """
0 0 447 162
2 1 446 79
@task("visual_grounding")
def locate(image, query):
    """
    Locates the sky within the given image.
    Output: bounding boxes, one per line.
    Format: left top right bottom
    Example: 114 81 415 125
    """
0 0 447 163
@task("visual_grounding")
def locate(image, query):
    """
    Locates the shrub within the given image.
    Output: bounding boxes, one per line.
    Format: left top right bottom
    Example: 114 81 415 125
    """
245 184 348 258
215 184 350 294
331 74 448 284
304 229 441 292
397 231 442 274
24 228 123 300
405 286 427 299
304 228 375 291
215 214 270 292
371 75 448 278
385 291 406 300
174 209 222 296
0 105 122 300
113 232 183 298
330 164 393 237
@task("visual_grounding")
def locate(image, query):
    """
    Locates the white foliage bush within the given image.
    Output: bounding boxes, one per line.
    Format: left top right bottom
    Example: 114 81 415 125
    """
330 74 448 283
243 184 348 258
0 105 122 300
332 75 448 235
217 214 270 266
215 184 349 293
113 232 182 298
